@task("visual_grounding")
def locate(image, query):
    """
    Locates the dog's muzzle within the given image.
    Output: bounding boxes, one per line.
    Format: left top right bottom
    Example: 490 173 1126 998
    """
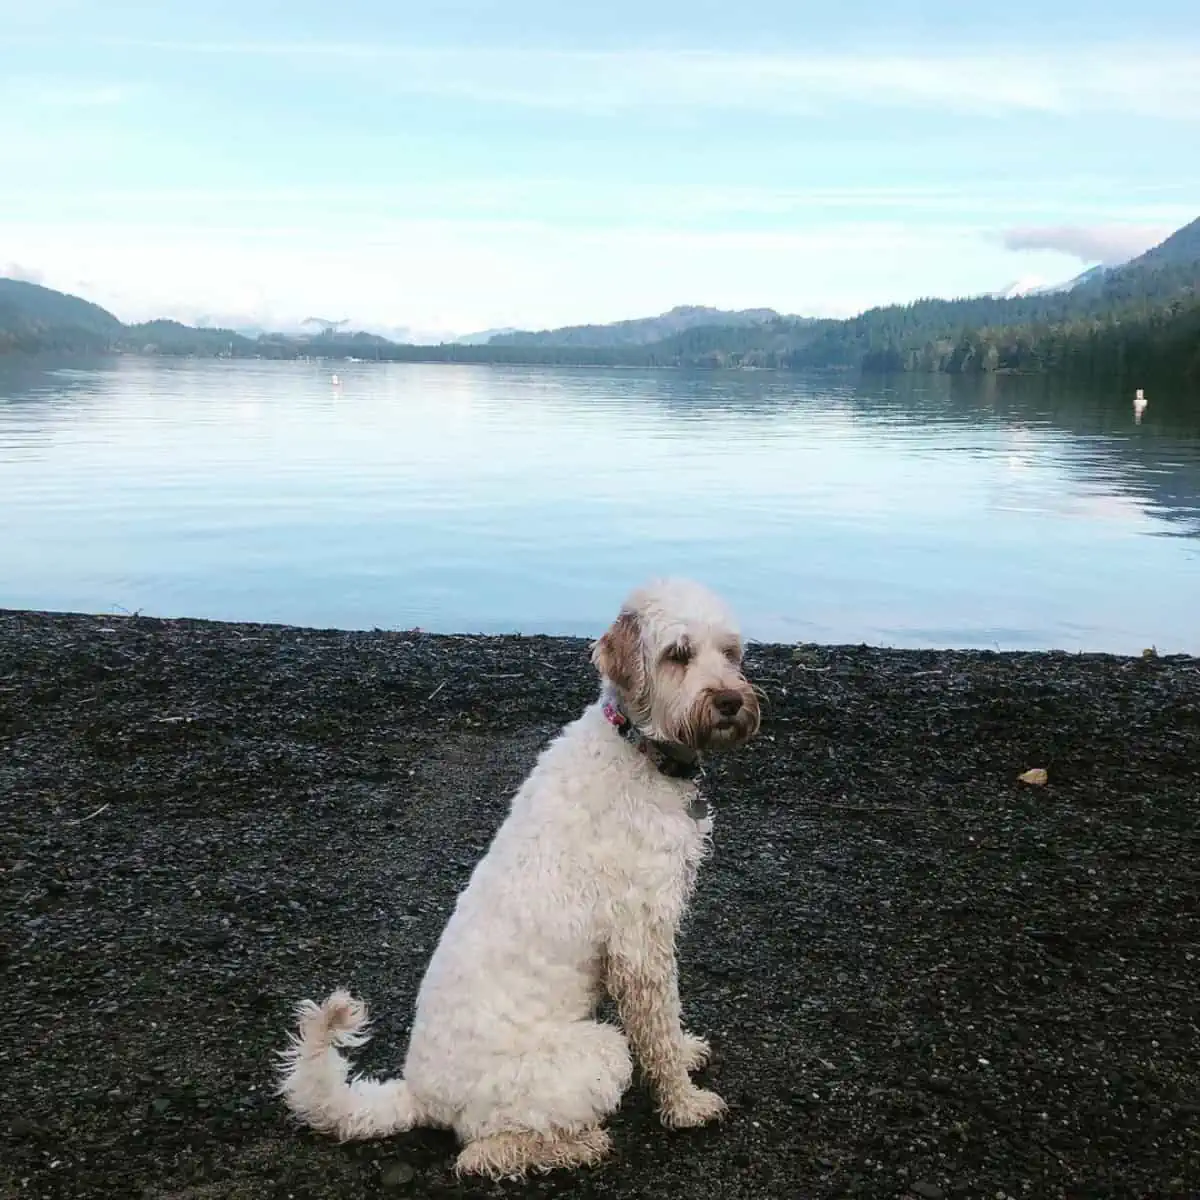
699 687 760 749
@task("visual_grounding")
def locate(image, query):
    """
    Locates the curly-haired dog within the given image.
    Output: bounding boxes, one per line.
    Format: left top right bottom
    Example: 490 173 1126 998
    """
276 577 760 1178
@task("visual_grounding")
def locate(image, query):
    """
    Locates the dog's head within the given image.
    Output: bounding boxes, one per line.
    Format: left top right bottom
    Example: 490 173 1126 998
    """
591 577 760 752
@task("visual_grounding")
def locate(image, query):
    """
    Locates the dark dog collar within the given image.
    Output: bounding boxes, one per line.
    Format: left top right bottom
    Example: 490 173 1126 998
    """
602 698 703 782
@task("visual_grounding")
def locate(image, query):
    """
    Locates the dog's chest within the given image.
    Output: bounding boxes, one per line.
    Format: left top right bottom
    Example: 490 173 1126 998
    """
625 797 713 904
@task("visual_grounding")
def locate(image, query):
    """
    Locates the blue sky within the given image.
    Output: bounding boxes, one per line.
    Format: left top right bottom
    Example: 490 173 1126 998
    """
3 0 1198 338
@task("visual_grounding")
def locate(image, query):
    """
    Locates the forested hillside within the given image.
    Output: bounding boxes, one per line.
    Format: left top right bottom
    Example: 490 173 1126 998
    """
3 216 1197 384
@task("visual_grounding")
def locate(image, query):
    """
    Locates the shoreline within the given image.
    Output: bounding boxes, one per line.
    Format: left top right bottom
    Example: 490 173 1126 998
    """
2 607 1197 1199
4 604 1195 663
5 349 1189 394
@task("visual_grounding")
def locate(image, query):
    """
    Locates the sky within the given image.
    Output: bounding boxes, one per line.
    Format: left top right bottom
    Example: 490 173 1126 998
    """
2 0 1199 340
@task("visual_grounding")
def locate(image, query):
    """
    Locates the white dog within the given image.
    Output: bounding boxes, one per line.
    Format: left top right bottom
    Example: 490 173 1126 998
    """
276 577 761 1179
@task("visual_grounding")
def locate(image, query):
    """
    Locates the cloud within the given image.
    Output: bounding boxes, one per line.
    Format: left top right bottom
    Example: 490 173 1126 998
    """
58 40 1200 120
2 261 45 284
1000 224 1171 265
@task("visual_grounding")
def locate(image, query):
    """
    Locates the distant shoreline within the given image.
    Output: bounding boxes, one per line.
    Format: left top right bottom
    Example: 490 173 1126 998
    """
0 348 1162 385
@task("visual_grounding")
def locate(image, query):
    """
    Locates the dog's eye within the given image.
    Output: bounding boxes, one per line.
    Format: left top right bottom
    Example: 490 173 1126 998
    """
723 644 742 663
665 644 692 667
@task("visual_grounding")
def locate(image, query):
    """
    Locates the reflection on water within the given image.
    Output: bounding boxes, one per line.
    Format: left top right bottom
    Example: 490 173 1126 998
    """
1 356 1197 652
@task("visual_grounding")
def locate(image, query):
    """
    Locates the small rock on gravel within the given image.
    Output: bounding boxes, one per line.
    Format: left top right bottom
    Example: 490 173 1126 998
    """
380 1161 416 1188
910 1183 945 1200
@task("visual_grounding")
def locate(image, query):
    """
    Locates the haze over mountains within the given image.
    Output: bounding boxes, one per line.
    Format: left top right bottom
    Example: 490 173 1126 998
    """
2 214 1198 386
196 306 799 349
485 305 806 349
174 268 1139 347
988 265 1110 300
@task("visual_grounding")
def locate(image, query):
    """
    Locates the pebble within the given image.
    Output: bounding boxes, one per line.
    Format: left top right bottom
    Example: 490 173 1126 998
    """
381 1161 415 1188
911 1183 945 1200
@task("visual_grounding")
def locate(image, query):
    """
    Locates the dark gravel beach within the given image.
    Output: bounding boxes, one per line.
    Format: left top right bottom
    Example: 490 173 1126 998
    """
1 609 1198 1200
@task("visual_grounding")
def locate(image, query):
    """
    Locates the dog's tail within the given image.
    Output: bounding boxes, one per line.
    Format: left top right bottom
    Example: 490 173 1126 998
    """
275 989 423 1141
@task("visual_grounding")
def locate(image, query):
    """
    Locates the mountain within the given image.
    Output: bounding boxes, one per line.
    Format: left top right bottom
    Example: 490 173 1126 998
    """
1032 264 1111 295
988 265 1111 301
487 305 796 348
178 312 457 345
455 327 520 345
0 278 122 334
301 317 349 334
0 278 123 351
988 277 1054 300
3 210 1198 385
126 319 257 356
1133 215 1200 268
358 322 460 346
606 212 1200 379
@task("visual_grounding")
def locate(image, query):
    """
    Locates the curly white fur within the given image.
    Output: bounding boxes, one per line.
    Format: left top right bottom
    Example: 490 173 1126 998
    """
276 577 760 1179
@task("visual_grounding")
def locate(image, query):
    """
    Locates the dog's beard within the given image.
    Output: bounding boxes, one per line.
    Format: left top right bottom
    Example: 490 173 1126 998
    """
701 714 757 750
668 686 760 752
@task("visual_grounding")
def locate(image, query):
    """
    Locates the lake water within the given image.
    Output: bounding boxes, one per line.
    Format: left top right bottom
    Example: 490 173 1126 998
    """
1 357 1197 653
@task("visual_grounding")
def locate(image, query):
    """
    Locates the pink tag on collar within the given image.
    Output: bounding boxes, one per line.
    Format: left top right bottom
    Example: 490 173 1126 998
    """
602 701 627 727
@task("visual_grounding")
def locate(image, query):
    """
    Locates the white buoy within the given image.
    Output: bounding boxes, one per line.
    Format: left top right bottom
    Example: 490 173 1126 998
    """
1133 387 1147 424
331 373 341 387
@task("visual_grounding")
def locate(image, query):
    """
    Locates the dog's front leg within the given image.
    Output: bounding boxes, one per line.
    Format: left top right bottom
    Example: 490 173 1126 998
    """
605 931 726 1129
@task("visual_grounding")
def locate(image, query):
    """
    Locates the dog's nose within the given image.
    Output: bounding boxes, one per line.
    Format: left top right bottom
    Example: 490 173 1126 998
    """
713 689 743 718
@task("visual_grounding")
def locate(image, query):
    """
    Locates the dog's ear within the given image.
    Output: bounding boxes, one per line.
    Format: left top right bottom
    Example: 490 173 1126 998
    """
591 610 645 694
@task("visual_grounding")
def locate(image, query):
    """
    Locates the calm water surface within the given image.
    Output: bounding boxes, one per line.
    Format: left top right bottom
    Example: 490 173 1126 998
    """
1 357 1197 652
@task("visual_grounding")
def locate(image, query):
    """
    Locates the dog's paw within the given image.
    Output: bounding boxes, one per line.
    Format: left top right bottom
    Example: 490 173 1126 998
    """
680 1032 711 1072
659 1085 728 1129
